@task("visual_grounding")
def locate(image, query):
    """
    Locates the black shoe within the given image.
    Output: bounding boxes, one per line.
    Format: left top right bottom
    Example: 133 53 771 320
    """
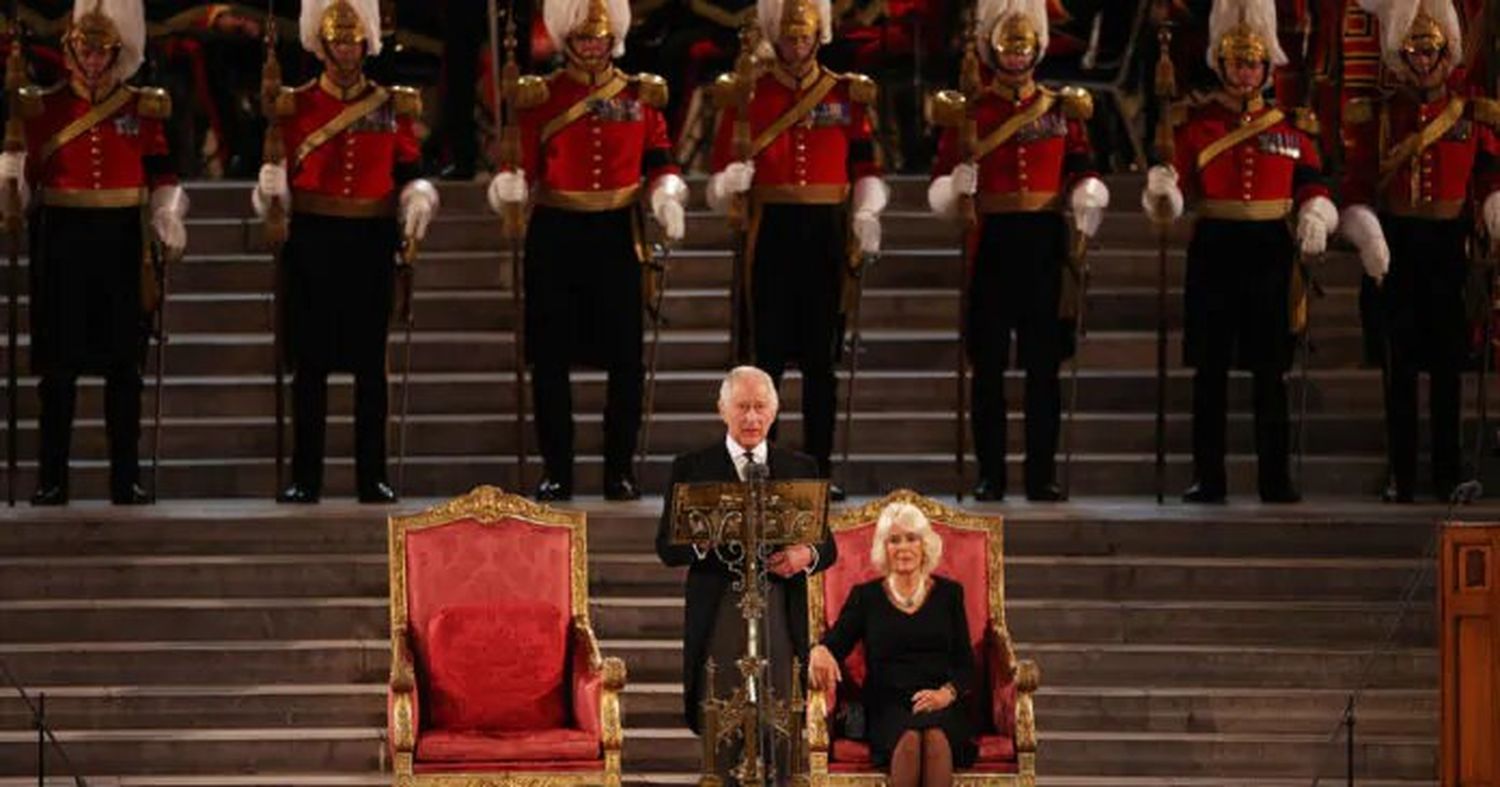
972 478 1004 502
1382 481 1415 504
827 482 847 502
30 484 67 506
1182 481 1227 504
1025 481 1067 502
535 477 572 502
1259 482 1301 504
358 481 399 504
603 474 641 501
277 483 320 504
111 483 154 505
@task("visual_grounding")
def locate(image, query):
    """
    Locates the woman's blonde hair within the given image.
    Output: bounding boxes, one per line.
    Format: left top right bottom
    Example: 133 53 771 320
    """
870 501 943 575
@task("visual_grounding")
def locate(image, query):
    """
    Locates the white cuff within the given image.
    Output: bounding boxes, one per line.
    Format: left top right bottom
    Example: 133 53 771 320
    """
400 179 440 213
852 176 890 216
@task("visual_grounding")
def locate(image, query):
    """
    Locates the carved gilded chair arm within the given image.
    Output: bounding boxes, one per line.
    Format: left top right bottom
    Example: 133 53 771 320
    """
390 628 416 692
573 616 627 752
1013 659 1040 754
806 689 831 753
388 628 419 761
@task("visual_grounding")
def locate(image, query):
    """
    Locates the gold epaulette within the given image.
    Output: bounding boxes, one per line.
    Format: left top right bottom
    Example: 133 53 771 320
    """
509 75 550 110
710 72 742 110
1056 85 1093 121
842 72 876 104
1168 98 1195 128
632 73 668 109
276 79 315 117
1474 97 1500 128
1292 106 1320 136
1343 97 1375 126
390 85 422 118
928 89 967 128
130 86 172 120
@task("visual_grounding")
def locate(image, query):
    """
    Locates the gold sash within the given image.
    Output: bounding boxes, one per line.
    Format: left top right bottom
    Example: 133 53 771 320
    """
971 92 1056 161
1194 108 1285 171
38 88 133 165
749 73 839 158
540 76 627 145
1377 96 1466 189
292 87 390 169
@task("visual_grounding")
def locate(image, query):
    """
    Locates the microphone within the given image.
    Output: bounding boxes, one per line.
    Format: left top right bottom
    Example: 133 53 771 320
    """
745 460 770 482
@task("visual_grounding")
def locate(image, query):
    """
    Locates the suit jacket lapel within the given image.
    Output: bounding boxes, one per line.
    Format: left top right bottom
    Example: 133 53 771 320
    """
714 444 740 481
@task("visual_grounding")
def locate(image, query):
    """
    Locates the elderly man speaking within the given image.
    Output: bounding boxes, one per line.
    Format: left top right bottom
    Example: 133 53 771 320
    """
655 365 839 767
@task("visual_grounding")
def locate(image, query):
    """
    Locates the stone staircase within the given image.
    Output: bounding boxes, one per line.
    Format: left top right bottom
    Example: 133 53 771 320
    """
1 174 1486 501
0 498 1470 785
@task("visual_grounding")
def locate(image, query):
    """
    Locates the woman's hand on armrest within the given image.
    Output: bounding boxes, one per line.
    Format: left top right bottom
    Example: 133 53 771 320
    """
808 644 842 691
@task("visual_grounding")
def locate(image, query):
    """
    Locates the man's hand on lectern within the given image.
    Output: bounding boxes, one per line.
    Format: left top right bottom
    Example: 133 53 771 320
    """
767 545 814 577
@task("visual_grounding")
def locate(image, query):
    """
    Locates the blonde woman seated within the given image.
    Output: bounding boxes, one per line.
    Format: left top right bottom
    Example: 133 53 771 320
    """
808 502 976 787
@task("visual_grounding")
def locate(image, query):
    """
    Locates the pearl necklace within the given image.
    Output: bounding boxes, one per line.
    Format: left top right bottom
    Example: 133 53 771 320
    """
886 575 928 611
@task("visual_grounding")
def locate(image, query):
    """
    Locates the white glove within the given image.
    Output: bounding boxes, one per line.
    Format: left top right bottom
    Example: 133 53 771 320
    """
650 173 688 241
1069 176 1110 238
851 176 888 254
1484 192 1500 241
0 151 27 217
706 161 755 213
149 184 190 258
1296 195 1339 257
251 163 289 217
927 163 978 218
1339 204 1390 284
486 170 528 213
1141 165 1183 222
400 179 440 242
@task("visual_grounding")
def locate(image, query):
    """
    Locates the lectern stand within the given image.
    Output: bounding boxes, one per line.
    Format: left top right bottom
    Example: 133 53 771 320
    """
668 474 828 787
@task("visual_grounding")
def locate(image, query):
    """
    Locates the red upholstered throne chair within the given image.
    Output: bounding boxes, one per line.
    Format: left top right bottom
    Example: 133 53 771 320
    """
806 490 1039 787
387 486 626 787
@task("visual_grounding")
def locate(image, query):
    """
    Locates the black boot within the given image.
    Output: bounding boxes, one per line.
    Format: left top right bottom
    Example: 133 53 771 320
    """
31 484 68 506
1025 481 1067 502
111 482 154 505
603 472 641 501
358 481 398 504
972 477 1005 502
535 477 572 502
277 483 320 504
1182 481 1227 504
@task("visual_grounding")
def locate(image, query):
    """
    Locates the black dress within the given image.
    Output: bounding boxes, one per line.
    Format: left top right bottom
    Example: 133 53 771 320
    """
820 575 977 768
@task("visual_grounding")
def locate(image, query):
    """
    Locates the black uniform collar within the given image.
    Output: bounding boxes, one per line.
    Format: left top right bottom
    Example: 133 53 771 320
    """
771 61 823 91
564 63 619 87
988 78 1037 103
319 72 371 102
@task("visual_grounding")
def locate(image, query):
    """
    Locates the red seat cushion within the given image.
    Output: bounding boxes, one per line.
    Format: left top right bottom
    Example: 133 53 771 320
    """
424 602 568 731
415 728 600 763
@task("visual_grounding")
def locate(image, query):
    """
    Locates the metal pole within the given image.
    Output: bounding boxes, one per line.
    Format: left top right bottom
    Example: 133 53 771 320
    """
35 691 43 787
1344 695 1354 787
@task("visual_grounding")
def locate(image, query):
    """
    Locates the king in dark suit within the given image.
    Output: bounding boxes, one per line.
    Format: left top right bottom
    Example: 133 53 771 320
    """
655 365 838 742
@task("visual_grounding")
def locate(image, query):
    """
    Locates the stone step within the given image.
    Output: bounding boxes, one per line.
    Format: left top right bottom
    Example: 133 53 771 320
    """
0 641 390 687
0 368 1416 420
0 596 1434 647
9 410 1475 462
0 551 1427 603
0 283 1371 335
0 727 387 776
0 686 385 730
0 503 1454 559
1034 686 1435 737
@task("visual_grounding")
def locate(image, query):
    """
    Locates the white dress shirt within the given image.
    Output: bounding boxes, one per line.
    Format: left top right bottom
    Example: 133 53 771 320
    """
702 434 817 572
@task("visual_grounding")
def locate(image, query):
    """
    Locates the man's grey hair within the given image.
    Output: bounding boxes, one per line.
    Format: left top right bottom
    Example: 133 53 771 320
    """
717 365 780 413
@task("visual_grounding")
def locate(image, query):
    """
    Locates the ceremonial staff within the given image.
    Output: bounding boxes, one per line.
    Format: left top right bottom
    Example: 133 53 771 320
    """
638 240 672 467
952 17 981 502
3 1 23 506
260 0 289 494
489 0 529 491
1150 0 1176 504
726 22 758 364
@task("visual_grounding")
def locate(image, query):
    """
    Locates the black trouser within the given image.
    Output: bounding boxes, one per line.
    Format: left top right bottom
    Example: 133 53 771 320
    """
967 211 1072 491
752 203 847 475
290 366 389 492
524 206 644 484
1190 366 1291 495
1370 215 1469 495
36 367 142 494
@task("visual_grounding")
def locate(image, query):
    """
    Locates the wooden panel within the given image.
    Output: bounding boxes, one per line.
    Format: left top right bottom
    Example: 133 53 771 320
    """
1442 524 1500 787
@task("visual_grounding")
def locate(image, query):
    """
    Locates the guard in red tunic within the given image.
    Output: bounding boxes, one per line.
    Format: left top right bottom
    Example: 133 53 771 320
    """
704 0 889 500
253 0 440 504
1338 0 1500 502
0 0 188 505
1142 0 1340 503
486 0 687 502
927 0 1109 502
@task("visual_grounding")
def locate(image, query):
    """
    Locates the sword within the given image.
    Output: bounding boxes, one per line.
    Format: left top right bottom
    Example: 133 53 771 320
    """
1061 231 1090 499
491 0 530 491
638 239 671 468
1293 251 1324 493
3 5 25 506
260 0 289 496
840 252 877 487
149 240 171 497
394 237 417 494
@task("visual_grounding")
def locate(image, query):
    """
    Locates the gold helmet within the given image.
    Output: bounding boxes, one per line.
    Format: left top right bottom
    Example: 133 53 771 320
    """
975 0 1048 68
1360 0 1462 67
65 0 144 81
544 0 631 57
300 0 383 57
757 0 832 46
1206 0 1286 74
